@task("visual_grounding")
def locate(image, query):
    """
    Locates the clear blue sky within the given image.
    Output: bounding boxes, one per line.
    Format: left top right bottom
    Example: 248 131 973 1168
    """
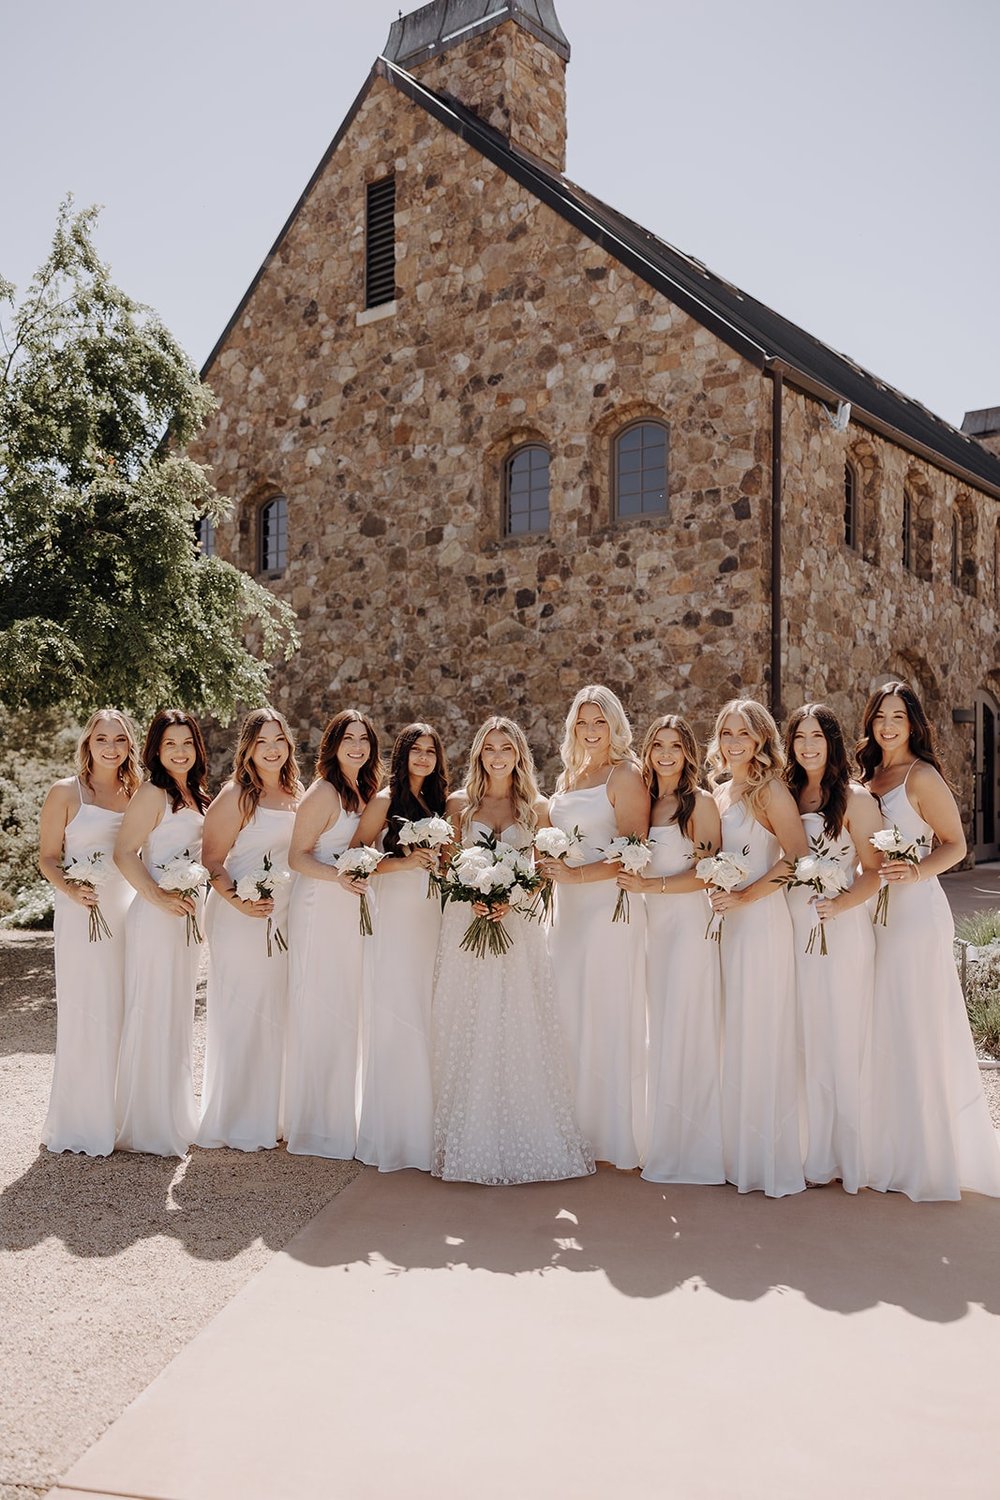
4 0 998 428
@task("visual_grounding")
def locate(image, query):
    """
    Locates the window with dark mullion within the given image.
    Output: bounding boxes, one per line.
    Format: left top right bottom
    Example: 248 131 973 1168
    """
365 175 396 309
260 496 288 574
505 446 550 535
614 422 667 519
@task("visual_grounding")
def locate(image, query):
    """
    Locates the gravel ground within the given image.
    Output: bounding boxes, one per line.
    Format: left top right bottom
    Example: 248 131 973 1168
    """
0 932 360 1499
2 932 999 1500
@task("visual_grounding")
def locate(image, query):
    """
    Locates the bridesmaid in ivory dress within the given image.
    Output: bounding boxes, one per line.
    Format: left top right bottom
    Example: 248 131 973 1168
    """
707 699 808 1197
38 709 141 1156
540 685 650 1170
782 704 881 1193
432 717 594 1185
115 710 209 1157
616 715 725 1184
858 681 1000 1200
352 723 450 1173
198 708 302 1151
285 710 383 1160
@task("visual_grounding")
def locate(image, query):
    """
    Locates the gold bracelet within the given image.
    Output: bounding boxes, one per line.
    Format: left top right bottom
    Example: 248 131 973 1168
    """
660 876 666 894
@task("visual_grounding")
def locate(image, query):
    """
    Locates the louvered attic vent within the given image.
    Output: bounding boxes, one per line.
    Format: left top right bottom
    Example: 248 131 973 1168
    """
365 175 397 309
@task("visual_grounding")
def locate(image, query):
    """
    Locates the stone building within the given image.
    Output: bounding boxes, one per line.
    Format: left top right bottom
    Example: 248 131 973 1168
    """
192 0 1000 861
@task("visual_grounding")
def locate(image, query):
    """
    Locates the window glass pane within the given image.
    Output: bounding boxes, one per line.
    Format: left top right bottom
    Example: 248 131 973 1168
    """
261 496 288 571
616 423 667 518
504 446 550 535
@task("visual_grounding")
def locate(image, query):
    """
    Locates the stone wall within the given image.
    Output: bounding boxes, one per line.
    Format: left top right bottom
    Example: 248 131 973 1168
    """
193 71 770 786
192 63 999 842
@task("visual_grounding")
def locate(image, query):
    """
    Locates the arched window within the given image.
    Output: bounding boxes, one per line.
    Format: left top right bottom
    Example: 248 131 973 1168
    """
995 521 1000 607
951 508 960 588
196 515 216 559
614 421 668 519
844 461 859 550
901 488 913 571
504 445 550 535
259 495 288 574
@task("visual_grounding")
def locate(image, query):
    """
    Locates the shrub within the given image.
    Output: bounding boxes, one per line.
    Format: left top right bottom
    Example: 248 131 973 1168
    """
965 954 1000 1059
0 707 79 928
955 909 1000 947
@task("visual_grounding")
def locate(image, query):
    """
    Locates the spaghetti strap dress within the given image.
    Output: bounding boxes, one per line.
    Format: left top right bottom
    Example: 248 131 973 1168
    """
43 779 134 1155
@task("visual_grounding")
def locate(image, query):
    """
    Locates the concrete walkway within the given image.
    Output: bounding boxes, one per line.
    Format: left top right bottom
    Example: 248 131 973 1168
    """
942 860 1000 921
50 1166 1000 1500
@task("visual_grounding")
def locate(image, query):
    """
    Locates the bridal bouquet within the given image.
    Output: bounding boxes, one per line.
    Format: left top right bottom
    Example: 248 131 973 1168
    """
602 834 654 924
63 851 115 942
235 851 293 956
158 850 210 945
396 815 454 898
781 835 849 956
532 823 584 919
336 845 384 935
870 825 930 926
441 834 542 958
695 846 750 942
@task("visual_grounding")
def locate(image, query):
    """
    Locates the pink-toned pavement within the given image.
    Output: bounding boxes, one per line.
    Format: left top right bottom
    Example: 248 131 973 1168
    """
50 1164 1000 1500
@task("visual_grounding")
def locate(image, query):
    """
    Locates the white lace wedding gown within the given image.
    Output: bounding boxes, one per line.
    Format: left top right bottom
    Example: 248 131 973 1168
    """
866 774 1000 1200
198 806 296 1151
431 822 595 1185
787 813 874 1193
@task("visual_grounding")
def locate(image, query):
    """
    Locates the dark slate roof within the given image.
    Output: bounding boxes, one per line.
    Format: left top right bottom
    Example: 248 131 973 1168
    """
381 59 1000 498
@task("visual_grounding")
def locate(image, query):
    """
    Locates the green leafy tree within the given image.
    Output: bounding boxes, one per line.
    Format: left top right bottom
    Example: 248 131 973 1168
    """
0 200 298 719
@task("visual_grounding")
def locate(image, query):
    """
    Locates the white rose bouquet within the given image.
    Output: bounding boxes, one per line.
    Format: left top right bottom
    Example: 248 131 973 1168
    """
695 846 751 942
781 834 849 956
395 814 454 898
234 850 293 956
869 826 930 926
157 850 210 945
336 845 384 935
63 851 115 942
532 823 584 919
441 834 543 958
602 834 654 924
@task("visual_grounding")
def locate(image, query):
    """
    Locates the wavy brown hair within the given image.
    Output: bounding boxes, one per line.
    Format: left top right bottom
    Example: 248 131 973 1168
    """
462 717 541 837
783 704 849 840
231 707 303 827
856 680 950 787
315 710 383 813
640 715 701 840
76 708 143 797
706 698 785 823
383 723 450 858
143 709 209 813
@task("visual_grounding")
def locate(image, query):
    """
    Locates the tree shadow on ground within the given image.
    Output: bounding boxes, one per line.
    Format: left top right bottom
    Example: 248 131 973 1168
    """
286 1166 1000 1325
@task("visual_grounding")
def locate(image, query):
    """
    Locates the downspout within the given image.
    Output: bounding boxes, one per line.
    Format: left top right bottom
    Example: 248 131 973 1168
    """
770 368 783 721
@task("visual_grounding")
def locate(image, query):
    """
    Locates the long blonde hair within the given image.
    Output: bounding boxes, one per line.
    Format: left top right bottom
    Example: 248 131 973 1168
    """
231 707 303 827
76 709 142 797
462 716 541 836
555 684 636 793
706 698 785 822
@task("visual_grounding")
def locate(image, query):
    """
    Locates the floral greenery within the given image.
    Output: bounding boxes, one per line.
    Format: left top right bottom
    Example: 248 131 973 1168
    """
0 707 77 927
0 200 298 721
965 953 1000 1059
955 909 1000 947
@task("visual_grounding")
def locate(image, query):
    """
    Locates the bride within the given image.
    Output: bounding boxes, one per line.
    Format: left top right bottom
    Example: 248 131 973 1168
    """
431 716 595 1186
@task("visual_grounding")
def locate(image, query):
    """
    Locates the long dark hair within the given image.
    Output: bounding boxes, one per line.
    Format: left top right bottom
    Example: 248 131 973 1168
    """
856 680 949 787
144 709 209 813
783 703 849 840
383 723 450 857
315 709 383 812
640 714 701 840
